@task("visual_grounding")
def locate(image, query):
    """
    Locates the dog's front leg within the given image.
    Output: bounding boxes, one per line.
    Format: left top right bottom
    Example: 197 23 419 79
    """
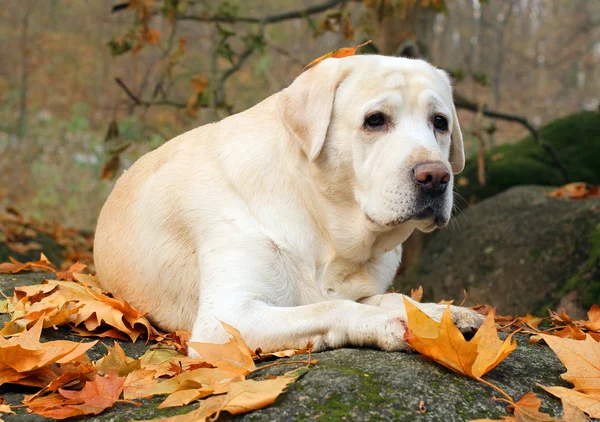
190 297 414 354
359 293 484 333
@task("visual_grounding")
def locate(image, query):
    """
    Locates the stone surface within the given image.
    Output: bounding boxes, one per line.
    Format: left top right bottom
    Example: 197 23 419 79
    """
0 272 581 421
395 185 600 318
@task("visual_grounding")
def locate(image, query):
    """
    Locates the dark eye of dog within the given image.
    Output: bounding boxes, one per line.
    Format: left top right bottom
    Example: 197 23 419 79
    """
433 115 449 132
364 113 386 129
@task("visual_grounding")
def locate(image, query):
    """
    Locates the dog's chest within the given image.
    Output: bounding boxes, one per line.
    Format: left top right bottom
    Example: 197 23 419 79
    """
266 241 397 306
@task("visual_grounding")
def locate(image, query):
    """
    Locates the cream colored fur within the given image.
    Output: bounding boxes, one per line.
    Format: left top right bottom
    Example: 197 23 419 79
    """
94 55 483 353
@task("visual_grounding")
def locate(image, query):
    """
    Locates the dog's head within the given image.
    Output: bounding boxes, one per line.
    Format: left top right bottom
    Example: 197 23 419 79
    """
278 55 463 233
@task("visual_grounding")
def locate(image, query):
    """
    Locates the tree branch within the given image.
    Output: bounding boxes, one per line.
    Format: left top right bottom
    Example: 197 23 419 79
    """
178 0 346 24
454 94 569 183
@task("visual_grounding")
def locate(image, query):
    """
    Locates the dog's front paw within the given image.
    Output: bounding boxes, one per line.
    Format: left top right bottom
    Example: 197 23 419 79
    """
450 306 485 338
377 312 413 352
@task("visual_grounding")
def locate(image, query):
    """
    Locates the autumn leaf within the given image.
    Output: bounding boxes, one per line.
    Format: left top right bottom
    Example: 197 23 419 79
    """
188 322 256 375
94 342 141 377
0 319 97 388
55 262 87 281
540 387 600 419
1 278 159 341
0 403 14 415
540 334 600 394
410 286 424 302
538 334 600 418
303 40 372 70
548 182 600 199
402 297 516 380
0 253 55 274
26 372 126 419
471 391 559 421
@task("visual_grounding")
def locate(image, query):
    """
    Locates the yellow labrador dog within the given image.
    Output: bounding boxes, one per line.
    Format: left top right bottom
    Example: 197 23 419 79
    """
94 55 483 353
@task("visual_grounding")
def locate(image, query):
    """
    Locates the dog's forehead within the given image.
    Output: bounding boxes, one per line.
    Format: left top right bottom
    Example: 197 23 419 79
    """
338 55 452 101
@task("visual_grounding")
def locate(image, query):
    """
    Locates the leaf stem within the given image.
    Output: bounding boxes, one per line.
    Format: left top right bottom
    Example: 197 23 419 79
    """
476 377 514 403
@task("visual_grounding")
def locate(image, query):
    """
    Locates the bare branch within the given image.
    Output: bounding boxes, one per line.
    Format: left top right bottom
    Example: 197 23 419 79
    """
179 0 346 24
115 78 142 105
454 94 569 183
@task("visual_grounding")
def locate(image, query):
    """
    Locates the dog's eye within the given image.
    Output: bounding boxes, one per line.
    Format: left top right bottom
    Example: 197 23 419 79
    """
433 115 449 132
364 113 386 129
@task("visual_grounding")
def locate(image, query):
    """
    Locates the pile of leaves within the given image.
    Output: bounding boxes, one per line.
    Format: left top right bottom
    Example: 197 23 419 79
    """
407 291 600 420
0 256 314 420
1 256 600 420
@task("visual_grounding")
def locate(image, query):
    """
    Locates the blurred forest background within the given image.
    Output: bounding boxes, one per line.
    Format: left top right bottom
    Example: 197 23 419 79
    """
0 0 599 230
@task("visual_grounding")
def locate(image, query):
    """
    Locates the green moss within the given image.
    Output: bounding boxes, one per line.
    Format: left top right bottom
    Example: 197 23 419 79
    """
305 366 410 420
458 112 600 203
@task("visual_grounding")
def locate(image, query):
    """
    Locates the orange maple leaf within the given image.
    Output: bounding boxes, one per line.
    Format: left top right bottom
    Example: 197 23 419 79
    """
0 319 97 388
26 372 126 419
303 40 372 71
539 334 600 418
402 297 516 383
188 322 256 375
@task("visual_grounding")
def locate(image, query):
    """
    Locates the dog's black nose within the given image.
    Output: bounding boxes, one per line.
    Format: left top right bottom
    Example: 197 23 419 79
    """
413 162 450 195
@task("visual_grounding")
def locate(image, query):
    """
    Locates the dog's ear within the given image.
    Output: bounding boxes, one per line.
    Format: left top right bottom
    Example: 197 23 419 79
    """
449 100 465 174
278 59 348 162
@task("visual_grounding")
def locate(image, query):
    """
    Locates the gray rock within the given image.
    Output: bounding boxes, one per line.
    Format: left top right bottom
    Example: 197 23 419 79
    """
0 271 577 421
395 185 600 318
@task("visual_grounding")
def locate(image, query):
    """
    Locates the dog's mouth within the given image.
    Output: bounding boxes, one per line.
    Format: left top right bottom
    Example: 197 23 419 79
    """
412 206 449 230
365 207 448 230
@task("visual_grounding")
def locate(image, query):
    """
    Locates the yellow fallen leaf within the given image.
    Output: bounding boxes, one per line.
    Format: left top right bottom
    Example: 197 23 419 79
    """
403 297 516 380
540 386 600 419
220 368 305 415
157 388 214 409
540 334 600 394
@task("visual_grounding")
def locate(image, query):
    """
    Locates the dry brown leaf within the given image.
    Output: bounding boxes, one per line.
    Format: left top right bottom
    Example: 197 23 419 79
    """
188 322 256 375
0 253 55 274
157 388 214 409
220 368 305 415
142 395 226 422
0 319 97 387
128 367 242 400
410 286 423 302
2 279 158 341
541 386 600 419
0 404 14 415
403 297 516 381
471 392 558 421
538 334 600 419
548 182 600 200
540 334 600 394
55 262 87 281
303 40 372 70
94 342 141 376
26 372 126 419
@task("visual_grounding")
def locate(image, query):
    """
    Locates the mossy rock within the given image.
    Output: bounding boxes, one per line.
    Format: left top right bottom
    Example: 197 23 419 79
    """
0 273 575 421
395 185 600 318
458 111 600 204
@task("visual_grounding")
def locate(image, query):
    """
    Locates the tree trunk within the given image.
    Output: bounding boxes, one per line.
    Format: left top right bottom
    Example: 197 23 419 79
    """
372 2 437 58
17 7 30 140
